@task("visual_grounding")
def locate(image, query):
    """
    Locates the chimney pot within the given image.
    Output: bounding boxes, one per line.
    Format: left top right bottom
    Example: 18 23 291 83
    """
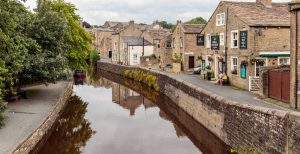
257 0 272 8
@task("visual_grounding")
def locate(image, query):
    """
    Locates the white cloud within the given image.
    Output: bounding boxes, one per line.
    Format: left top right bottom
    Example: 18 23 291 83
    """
23 0 291 25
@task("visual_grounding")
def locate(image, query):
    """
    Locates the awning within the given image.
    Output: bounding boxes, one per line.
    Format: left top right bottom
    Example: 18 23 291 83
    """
259 51 290 57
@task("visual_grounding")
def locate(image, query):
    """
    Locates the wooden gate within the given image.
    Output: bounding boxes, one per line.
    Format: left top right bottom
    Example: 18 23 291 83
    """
189 56 195 69
268 70 290 103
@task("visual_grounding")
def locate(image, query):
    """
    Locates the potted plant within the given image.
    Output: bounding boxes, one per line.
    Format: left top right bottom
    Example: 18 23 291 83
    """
197 55 203 61
241 60 249 66
206 65 212 80
208 56 214 62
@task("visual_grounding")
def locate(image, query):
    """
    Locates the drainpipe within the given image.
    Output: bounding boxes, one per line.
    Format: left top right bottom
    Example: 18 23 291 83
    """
142 37 145 56
295 11 299 110
118 33 121 63
224 7 229 75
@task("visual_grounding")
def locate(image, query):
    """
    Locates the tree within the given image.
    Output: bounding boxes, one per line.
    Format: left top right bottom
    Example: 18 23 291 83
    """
51 0 92 71
21 0 69 84
184 17 207 24
158 21 176 30
0 0 38 126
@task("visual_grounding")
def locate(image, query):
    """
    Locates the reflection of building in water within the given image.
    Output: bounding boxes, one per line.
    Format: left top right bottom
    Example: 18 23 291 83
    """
112 83 143 116
159 110 185 137
112 83 157 116
85 77 113 88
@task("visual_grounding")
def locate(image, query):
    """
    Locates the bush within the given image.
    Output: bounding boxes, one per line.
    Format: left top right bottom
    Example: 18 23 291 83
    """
89 50 100 63
123 70 160 92
0 98 7 128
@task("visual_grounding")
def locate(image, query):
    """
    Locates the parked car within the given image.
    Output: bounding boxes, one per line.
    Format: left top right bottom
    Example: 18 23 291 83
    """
193 65 201 74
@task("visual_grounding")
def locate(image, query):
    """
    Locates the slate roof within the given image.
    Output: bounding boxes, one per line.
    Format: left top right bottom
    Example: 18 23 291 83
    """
182 24 205 33
121 36 152 46
224 1 290 27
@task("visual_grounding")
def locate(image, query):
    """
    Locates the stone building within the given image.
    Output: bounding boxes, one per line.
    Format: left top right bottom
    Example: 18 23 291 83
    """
92 27 114 59
159 34 173 67
290 0 300 109
199 0 290 90
111 20 170 66
172 21 205 71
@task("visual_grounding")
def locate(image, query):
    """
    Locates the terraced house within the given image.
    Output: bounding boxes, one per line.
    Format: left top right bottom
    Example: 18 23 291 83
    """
199 0 290 90
172 21 205 71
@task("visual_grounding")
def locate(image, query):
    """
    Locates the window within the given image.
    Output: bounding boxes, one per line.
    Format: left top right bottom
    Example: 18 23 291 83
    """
231 31 238 48
114 42 117 50
255 59 266 77
206 34 211 48
231 57 238 73
154 39 160 48
220 33 225 46
166 41 172 48
180 37 183 48
133 54 138 63
278 57 290 65
216 13 225 26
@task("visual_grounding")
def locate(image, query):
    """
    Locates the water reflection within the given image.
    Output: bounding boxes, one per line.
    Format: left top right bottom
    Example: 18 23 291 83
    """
38 96 95 154
37 71 231 154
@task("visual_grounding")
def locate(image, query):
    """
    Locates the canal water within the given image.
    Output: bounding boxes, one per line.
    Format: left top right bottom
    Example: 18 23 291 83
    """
36 71 231 154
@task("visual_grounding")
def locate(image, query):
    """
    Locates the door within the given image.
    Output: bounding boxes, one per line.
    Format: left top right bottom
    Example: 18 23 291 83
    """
268 70 290 103
189 56 195 69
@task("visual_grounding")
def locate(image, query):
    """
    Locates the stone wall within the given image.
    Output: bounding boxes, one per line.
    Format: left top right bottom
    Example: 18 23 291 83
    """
97 61 300 154
12 82 73 154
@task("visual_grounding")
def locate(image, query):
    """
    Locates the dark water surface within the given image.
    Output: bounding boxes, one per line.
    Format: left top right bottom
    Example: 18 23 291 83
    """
37 72 231 154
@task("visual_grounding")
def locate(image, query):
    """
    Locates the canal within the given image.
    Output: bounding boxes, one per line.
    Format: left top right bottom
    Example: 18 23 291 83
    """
36 71 231 154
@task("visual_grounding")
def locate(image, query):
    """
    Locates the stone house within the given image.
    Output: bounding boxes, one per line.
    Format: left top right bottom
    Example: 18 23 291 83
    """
159 34 173 67
172 21 205 71
290 0 300 109
92 27 114 59
199 0 290 90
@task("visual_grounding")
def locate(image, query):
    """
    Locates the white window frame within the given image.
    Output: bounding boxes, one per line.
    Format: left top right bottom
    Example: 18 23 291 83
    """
220 33 225 46
114 42 117 50
216 13 225 26
206 34 211 48
231 30 239 48
278 57 290 65
231 56 238 73
180 37 183 48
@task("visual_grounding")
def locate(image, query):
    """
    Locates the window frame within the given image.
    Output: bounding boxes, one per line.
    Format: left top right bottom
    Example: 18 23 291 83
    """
206 34 211 48
231 30 239 48
220 33 225 46
278 57 290 65
231 56 238 73
216 13 225 26
166 41 172 48
133 53 138 63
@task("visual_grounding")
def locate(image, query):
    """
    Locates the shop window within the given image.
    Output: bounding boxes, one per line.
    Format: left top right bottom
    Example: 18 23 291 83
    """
278 57 290 65
220 33 225 46
231 57 238 74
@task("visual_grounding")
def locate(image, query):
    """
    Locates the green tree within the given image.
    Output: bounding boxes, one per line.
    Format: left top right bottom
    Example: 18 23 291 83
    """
21 0 69 84
51 0 93 71
184 17 207 24
158 21 176 30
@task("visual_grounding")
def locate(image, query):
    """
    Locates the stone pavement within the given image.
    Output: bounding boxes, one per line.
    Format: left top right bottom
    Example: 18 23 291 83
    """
169 73 289 111
0 81 69 154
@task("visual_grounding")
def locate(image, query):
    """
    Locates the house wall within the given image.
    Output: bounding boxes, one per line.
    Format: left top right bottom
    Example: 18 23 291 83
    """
128 46 154 66
200 2 290 90
160 36 173 67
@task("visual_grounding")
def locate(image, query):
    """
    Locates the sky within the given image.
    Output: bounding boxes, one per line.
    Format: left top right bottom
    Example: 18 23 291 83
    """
24 0 291 26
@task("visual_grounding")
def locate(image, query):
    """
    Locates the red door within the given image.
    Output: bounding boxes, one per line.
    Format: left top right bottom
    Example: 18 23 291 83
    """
268 70 290 104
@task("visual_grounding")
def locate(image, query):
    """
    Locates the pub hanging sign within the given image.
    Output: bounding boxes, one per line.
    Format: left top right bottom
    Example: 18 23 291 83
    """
211 35 220 50
240 31 248 49
197 35 205 46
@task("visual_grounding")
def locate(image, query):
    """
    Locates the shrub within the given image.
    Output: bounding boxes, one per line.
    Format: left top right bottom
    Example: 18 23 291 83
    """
89 50 100 63
173 53 182 63
0 97 7 128
123 70 160 92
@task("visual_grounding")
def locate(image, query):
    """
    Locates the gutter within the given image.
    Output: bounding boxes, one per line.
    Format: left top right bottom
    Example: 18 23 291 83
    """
224 7 229 75
295 11 299 110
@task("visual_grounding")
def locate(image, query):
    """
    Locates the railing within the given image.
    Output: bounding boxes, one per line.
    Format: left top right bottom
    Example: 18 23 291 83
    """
249 76 260 92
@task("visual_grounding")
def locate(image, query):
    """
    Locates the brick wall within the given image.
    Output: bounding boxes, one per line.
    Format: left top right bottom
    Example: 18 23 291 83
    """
97 61 300 153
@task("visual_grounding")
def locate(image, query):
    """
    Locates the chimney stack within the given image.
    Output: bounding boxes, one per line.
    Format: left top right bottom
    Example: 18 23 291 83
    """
177 20 182 24
129 20 135 25
257 0 272 8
